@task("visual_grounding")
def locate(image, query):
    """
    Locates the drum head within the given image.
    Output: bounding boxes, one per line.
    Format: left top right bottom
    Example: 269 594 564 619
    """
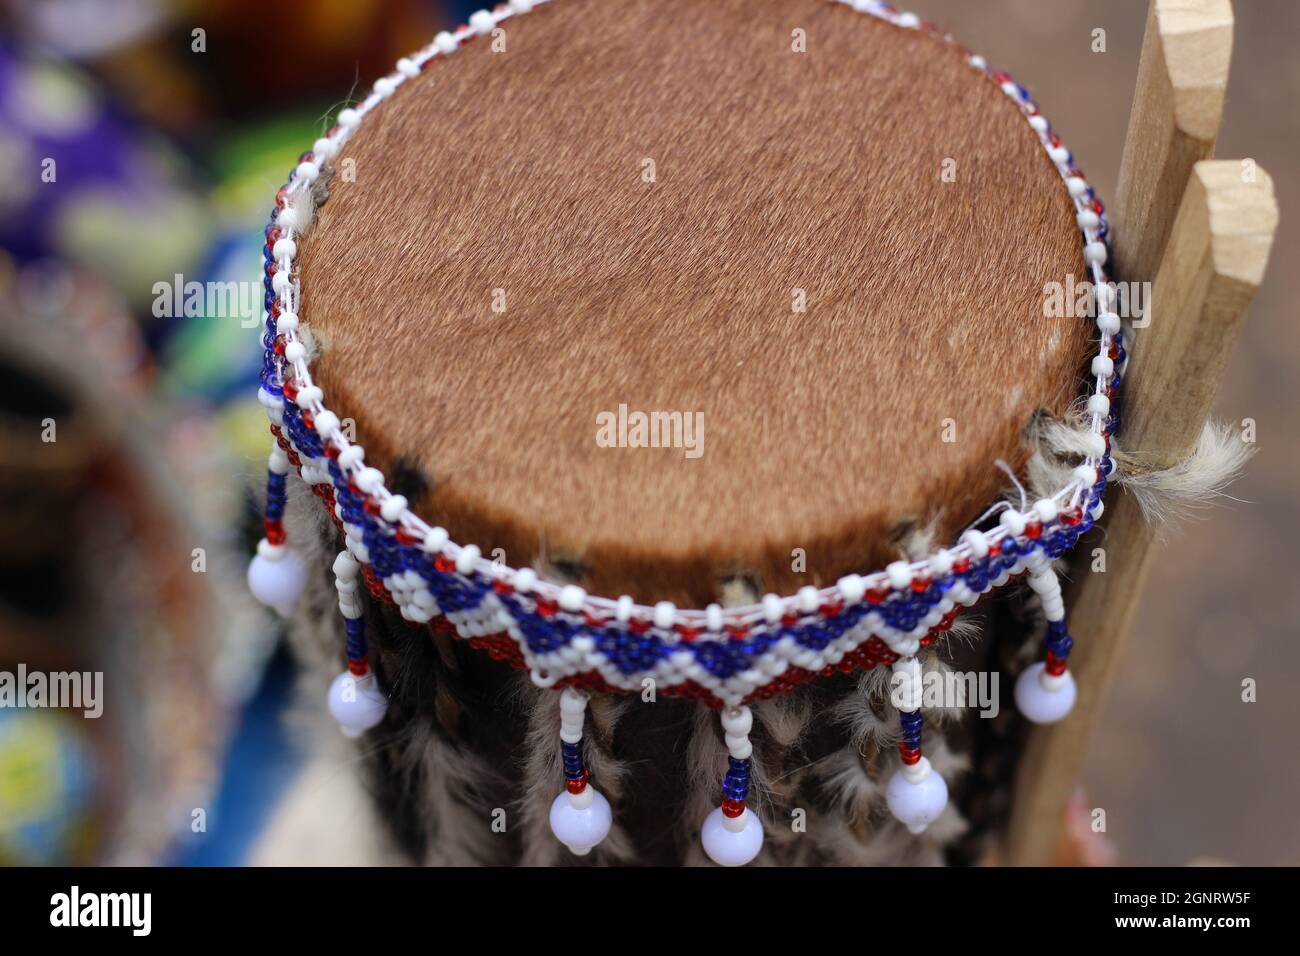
299 0 1090 606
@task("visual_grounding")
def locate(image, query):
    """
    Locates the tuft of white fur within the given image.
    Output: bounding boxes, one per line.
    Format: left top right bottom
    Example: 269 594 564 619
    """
1111 420 1253 525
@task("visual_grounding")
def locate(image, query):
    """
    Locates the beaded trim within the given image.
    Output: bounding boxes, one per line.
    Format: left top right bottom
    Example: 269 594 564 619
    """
256 0 1122 709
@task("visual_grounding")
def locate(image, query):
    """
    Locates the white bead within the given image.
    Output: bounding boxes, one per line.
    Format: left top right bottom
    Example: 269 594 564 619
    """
560 585 587 612
295 384 322 408
1084 241 1108 265
886 759 949 834
434 31 457 54
1096 311 1121 335
705 603 724 632
1029 115 1049 133
514 567 537 592
311 138 337 162
615 595 634 622
797 586 819 614
272 237 296 260
1073 464 1098 486
248 546 307 616
295 161 320 182
929 550 954 577
277 311 299 333
1032 498 1058 523
1049 146 1070 165
721 705 753 738
271 270 291 293
1091 354 1115 378
470 10 495 32
898 12 919 28
333 550 359 580
455 545 481 575
961 529 989 559
327 671 388 738
1088 393 1111 417
1083 432 1107 459
374 76 397 97
379 495 407 522
886 560 912 590
355 467 383 494
510 0 535 11
313 410 339 436
837 574 865 605
559 687 587 716
338 108 360 128
999 509 1027 536
762 593 782 624
969 54 987 69
1077 209 1100 232
420 526 449 554
397 58 420 78
1091 499 1105 520
1065 176 1087 198
701 807 764 867
549 788 612 856
653 601 675 629
1015 662 1077 724
1095 282 1116 312
724 735 753 760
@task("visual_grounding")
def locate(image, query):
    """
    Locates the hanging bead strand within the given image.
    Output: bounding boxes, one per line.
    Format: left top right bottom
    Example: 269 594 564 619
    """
548 689 612 856
326 550 388 737
247 444 307 616
1014 553 1078 724
701 705 764 866
885 656 949 834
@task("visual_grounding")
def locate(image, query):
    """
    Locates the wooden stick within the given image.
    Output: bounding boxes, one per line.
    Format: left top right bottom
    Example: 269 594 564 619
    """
1114 0 1233 286
1005 161 1277 866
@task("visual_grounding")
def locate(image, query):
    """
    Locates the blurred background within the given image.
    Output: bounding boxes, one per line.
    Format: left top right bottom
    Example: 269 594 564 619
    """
0 0 1293 865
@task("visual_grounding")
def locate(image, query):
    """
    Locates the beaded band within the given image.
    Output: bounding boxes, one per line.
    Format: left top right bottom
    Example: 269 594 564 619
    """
247 0 1122 863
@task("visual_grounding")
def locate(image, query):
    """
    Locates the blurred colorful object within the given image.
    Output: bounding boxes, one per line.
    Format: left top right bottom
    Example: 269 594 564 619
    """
0 43 208 309
0 709 98 866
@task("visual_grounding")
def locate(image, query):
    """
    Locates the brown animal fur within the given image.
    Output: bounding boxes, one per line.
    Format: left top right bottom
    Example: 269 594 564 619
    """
298 0 1091 607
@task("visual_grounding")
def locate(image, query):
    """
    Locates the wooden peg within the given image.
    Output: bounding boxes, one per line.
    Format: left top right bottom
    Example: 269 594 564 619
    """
1113 0 1233 286
1005 161 1278 866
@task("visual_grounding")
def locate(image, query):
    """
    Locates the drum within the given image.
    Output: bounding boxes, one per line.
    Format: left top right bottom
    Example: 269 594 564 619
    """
248 0 1120 865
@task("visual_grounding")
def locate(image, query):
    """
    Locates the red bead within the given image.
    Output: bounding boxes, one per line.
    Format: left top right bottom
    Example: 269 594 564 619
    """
1025 520 1042 540
395 527 417 545
434 555 455 574
724 621 750 641
721 797 746 819
535 597 557 618
348 656 369 676
282 378 299 400
566 770 588 795
899 743 921 765
264 518 286 545
866 587 888 605
1045 651 1068 677
953 556 970 574
910 576 931 593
